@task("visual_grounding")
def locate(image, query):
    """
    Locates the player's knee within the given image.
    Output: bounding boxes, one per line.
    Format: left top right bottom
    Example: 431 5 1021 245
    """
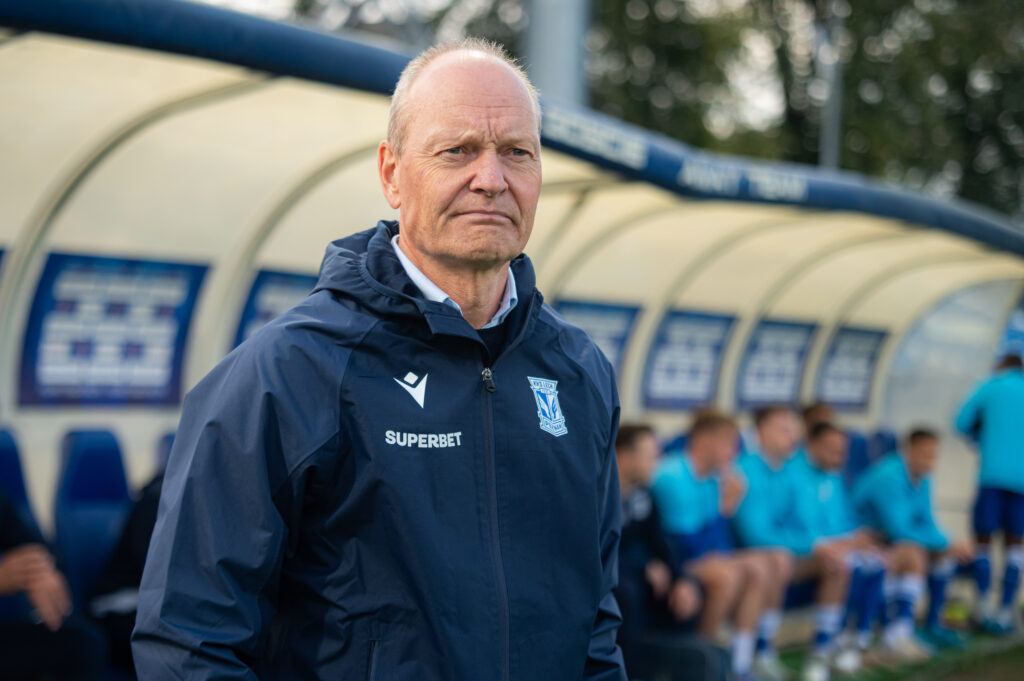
772 550 794 583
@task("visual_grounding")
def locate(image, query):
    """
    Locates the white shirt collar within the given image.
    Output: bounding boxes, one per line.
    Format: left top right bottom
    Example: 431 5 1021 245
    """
391 234 517 329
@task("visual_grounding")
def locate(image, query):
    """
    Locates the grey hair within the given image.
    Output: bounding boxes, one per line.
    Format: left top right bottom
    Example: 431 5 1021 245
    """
386 38 542 155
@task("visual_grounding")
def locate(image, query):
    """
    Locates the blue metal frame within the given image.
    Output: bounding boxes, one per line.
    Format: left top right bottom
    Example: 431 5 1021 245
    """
234 269 317 347
735 319 817 409
3 0 1023 256
19 252 207 406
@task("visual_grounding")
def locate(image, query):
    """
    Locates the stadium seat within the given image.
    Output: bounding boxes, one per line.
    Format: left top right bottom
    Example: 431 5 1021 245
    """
663 433 687 455
844 430 871 489
871 428 899 461
0 429 31 515
54 430 132 608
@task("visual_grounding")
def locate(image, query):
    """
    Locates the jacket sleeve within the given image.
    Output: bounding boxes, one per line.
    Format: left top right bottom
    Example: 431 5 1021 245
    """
955 381 986 441
132 338 341 679
582 401 628 681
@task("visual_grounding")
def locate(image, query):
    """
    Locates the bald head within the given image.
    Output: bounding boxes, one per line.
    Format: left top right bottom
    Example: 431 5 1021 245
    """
387 39 542 156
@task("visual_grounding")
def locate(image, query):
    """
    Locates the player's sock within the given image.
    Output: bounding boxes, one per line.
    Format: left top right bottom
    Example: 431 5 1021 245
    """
857 567 885 647
756 609 782 656
926 556 956 629
973 546 992 605
732 629 756 676
843 566 866 633
884 574 923 645
999 545 1023 614
814 604 843 656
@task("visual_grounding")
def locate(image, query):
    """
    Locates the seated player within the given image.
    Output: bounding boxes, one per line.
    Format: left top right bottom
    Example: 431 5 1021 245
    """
782 423 892 681
0 490 107 680
615 424 730 681
852 428 973 649
734 405 847 679
652 410 791 681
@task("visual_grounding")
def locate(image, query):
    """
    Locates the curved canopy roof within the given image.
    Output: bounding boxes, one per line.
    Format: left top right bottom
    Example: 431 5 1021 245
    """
2 0 1023 432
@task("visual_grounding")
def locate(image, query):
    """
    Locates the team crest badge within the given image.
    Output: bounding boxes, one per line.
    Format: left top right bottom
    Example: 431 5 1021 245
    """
527 376 568 437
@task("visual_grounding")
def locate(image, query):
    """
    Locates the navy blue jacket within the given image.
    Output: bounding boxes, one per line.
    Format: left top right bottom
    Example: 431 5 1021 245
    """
132 221 626 680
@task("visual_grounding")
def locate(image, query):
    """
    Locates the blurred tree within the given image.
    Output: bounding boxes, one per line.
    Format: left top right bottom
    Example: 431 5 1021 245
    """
290 0 1024 223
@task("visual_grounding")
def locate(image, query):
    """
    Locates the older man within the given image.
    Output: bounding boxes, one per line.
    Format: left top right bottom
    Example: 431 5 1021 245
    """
133 40 626 680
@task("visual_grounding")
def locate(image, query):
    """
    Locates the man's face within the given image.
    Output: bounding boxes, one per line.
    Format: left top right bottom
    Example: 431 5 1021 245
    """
705 427 739 472
378 54 542 270
907 437 938 478
809 430 847 471
632 432 661 486
758 410 798 458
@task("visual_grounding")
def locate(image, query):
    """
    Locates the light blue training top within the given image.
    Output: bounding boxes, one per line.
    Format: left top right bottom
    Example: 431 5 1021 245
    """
733 449 809 554
955 369 1024 494
851 452 949 551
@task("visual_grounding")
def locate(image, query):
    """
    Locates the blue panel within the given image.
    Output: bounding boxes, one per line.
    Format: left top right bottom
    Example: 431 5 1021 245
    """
642 310 735 410
19 253 207 406
735 320 818 408
234 269 318 347
816 327 888 411
553 300 640 375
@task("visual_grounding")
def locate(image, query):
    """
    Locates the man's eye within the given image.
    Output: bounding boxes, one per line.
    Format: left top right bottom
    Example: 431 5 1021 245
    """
509 148 529 157
444 146 464 155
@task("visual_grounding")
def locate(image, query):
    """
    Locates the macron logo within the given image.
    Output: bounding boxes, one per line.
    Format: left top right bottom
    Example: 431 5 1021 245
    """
394 371 427 408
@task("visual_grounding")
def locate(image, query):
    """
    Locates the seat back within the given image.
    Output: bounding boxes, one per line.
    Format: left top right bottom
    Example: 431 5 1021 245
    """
844 430 871 489
871 428 899 461
0 429 36 519
55 430 132 607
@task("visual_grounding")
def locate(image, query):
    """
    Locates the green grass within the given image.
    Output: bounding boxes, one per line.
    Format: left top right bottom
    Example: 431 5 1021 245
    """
777 633 1024 681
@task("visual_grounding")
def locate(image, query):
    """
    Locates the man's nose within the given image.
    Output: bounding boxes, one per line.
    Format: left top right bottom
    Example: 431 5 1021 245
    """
469 150 509 196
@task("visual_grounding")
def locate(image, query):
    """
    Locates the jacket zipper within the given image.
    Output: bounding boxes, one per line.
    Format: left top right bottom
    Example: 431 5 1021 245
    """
481 363 509 681
366 639 379 681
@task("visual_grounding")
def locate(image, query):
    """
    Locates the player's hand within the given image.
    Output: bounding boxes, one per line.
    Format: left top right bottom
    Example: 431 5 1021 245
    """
0 544 53 595
719 471 746 516
645 560 672 600
25 565 71 631
0 544 71 631
668 578 702 621
950 542 974 564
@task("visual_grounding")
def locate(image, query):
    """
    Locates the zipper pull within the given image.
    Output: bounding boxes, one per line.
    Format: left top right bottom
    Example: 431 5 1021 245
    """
481 367 497 393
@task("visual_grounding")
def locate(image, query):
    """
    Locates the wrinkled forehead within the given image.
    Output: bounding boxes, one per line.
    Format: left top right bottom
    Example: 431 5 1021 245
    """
405 55 540 137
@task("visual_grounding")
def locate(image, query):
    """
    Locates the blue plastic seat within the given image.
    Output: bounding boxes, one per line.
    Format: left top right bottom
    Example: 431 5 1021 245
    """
844 430 871 489
871 428 899 461
0 429 33 516
54 430 132 607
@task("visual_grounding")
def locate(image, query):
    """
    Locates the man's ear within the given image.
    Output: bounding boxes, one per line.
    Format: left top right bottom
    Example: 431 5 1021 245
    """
378 140 401 210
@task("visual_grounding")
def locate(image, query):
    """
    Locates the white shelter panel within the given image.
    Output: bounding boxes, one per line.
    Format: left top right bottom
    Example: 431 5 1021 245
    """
769 233 980 320
674 215 886 312
0 33 252 245
532 183 678 289
553 202 806 305
256 154 394 273
44 79 388 260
